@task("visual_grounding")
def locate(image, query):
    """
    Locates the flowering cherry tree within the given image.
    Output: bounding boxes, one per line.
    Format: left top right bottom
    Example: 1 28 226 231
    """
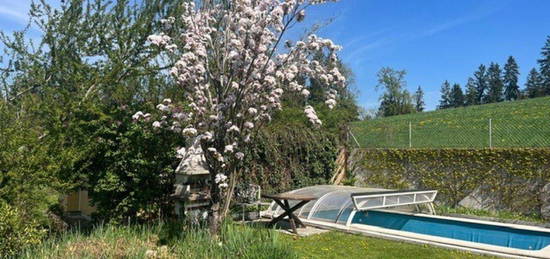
135 0 345 235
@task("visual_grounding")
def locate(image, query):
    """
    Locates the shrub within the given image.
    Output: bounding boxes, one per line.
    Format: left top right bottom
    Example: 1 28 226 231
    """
0 200 46 258
72 107 184 223
239 125 339 194
0 101 64 226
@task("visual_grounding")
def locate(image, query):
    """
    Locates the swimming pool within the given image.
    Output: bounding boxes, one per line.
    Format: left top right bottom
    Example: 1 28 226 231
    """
309 209 550 251
353 210 550 251
265 186 550 258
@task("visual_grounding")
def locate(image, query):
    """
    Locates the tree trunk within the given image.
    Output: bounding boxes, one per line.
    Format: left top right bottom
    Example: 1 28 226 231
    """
208 190 221 238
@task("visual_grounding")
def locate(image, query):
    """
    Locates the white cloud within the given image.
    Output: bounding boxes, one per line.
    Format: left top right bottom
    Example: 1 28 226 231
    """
342 27 395 49
0 1 31 23
416 0 508 40
0 7 26 21
344 38 389 61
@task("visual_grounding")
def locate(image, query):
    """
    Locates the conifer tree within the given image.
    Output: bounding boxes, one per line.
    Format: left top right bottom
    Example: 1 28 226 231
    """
450 83 465 107
503 56 520 101
438 80 452 109
525 68 543 98
485 62 504 103
537 36 550 95
464 77 478 106
414 86 425 112
473 64 488 103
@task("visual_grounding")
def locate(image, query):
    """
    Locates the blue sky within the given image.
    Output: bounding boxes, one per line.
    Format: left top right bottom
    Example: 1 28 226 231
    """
1 0 549 110
304 0 550 111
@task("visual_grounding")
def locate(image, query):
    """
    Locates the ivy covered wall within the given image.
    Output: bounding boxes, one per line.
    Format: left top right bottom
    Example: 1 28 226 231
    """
352 148 550 216
238 126 339 194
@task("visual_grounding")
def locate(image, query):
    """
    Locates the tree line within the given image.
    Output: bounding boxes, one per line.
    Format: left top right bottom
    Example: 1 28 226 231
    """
438 36 550 109
374 36 550 117
375 67 425 117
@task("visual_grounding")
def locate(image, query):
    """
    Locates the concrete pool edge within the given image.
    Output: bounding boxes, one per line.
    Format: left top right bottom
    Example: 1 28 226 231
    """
264 211 550 258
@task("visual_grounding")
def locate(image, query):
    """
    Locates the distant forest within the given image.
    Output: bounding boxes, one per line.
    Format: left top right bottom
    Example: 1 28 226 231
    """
374 35 550 117
438 35 550 110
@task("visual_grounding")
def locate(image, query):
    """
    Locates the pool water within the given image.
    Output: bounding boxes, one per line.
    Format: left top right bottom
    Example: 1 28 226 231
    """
350 210 550 250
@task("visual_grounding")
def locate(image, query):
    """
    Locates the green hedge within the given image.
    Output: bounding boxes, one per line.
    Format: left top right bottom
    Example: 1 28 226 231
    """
239 126 339 194
353 148 550 215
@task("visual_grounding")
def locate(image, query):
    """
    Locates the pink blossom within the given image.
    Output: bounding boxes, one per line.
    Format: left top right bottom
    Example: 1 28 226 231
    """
132 111 144 121
235 152 245 160
304 105 322 126
297 10 306 22
325 99 337 109
202 132 213 141
215 173 227 184
141 0 343 196
147 34 171 46
182 127 198 136
244 122 254 129
247 108 258 115
156 104 170 112
227 125 240 133
224 144 235 153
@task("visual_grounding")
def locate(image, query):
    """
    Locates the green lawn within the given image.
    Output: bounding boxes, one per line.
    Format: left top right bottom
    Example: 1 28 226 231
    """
351 96 550 148
286 231 493 259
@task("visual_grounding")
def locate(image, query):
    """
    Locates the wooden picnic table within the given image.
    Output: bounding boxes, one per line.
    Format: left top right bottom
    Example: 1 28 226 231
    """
262 193 317 234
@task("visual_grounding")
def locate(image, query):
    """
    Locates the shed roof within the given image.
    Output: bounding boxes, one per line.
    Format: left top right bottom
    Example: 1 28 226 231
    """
175 152 209 175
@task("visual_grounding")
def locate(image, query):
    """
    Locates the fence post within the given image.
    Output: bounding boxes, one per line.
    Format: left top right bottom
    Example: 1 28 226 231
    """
489 119 493 148
408 121 412 148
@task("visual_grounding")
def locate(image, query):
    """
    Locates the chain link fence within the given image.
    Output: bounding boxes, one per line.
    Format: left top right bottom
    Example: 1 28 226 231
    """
350 118 550 148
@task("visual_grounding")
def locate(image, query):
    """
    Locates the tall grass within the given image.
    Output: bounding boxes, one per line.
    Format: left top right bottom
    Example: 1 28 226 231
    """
19 222 295 259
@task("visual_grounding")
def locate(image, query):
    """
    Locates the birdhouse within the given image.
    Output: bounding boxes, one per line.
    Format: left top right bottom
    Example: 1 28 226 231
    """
171 148 210 215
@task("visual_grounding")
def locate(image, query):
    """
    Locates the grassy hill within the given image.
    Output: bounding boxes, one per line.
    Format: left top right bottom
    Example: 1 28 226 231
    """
350 96 550 148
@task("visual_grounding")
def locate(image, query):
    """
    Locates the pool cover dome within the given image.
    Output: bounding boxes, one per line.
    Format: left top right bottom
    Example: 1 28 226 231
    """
265 185 437 226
